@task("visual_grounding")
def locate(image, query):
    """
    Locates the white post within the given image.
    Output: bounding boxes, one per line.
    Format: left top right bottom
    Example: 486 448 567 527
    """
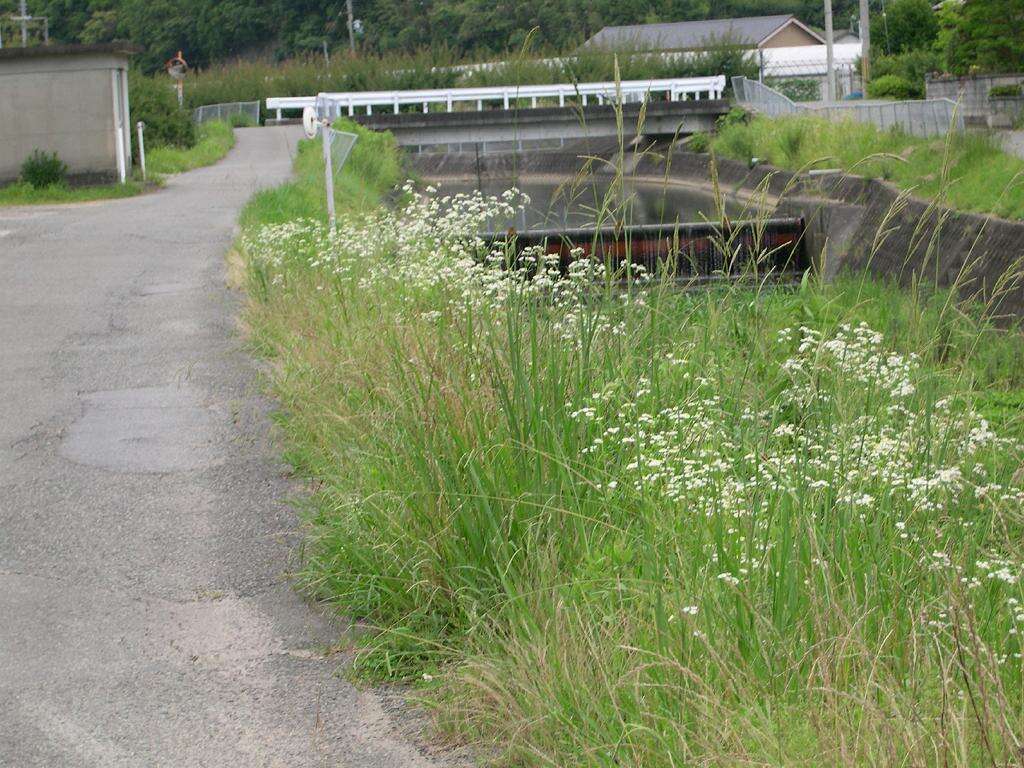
136 121 146 180
322 125 336 231
111 70 127 183
859 0 871 91
824 0 836 101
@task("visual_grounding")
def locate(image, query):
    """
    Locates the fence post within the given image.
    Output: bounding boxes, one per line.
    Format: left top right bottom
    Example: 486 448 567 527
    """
136 121 146 181
322 126 336 231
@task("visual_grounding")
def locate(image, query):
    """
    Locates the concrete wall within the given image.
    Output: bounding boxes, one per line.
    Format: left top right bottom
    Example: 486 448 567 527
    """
926 73 1024 126
644 151 1024 319
0 47 132 184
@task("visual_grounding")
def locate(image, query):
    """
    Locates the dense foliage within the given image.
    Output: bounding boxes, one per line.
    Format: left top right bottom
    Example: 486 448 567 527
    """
17 0 867 70
128 69 195 156
940 0 1024 75
872 0 938 56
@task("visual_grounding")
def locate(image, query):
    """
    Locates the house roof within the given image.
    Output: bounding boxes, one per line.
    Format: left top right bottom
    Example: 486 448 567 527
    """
582 14 825 51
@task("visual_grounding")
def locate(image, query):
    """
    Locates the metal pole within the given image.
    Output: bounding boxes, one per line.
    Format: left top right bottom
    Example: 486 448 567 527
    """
136 121 147 181
322 126 336 230
859 0 871 91
19 0 27 45
824 0 836 101
346 0 355 55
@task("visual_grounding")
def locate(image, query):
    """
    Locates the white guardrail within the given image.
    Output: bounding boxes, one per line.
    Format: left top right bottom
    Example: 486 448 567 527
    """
266 76 726 120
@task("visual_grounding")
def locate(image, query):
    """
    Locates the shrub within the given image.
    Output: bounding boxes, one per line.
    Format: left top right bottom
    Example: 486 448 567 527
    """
129 69 195 158
871 50 939 98
21 149 67 188
717 106 749 131
990 84 1023 98
768 77 820 102
686 132 710 153
867 74 919 100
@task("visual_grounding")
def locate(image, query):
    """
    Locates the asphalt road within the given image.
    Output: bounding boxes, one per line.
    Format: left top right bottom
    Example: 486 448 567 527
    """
0 127 452 767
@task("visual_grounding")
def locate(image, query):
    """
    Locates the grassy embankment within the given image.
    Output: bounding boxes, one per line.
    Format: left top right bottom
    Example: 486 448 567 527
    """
0 122 237 205
0 180 147 205
713 113 1024 219
146 120 237 175
238 120 1024 766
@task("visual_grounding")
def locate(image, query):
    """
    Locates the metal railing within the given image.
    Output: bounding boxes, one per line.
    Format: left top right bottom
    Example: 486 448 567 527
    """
733 77 963 138
192 100 260 125
266 76 726 120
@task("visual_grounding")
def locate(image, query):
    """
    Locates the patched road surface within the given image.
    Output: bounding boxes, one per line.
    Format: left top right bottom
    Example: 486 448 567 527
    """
0 127 452 767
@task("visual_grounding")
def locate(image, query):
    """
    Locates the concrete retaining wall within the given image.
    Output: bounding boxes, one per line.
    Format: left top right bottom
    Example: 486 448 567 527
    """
0 44 136 184
661 152 1024 318
926 73 1024 126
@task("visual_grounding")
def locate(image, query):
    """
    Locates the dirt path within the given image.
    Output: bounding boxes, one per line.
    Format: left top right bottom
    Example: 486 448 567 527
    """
0 127 452 767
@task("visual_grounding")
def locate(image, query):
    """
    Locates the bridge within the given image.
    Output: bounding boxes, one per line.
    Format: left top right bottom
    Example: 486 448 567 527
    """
266 76 730 151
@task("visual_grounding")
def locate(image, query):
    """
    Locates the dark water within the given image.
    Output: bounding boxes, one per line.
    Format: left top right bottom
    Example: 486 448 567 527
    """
432 177 746 232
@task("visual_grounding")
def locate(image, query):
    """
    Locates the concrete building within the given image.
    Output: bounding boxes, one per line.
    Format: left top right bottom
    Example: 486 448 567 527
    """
582 14 825 52
0 43 138 185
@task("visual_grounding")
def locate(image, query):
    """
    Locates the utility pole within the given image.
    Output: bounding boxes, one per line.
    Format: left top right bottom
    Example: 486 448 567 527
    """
346 0 355 55
824 0 836 101
859 0 871 92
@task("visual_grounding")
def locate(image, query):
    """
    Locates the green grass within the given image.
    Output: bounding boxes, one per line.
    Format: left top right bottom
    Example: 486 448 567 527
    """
713 114 1024 219
237 122 1024 767
147 121 236 175
239 119 400 230
0 179 148 205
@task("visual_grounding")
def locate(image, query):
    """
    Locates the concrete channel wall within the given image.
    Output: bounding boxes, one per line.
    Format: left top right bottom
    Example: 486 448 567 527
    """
412 146 1024 319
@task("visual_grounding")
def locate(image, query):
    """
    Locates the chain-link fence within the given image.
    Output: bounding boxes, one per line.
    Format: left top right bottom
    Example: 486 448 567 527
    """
733 76 963 138
192 101 260 125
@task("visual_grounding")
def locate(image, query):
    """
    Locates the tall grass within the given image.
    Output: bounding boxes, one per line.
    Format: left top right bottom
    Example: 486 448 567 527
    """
238 115 1024 766
714 114 1024 220
182 49 464 118
170 42 756 120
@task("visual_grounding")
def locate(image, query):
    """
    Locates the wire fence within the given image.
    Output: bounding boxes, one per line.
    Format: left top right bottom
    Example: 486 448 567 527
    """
733 77 963 138
192 101 260 125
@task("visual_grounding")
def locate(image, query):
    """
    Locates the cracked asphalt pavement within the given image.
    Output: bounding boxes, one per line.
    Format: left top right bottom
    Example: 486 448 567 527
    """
0 127 455 767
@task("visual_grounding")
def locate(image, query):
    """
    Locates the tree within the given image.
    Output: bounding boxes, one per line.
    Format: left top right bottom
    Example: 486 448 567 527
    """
959 0 1024 73
874 0 938 55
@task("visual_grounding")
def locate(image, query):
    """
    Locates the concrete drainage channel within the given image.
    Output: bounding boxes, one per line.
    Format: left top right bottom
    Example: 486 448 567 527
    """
411 143 1024 317
480 219 809 286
